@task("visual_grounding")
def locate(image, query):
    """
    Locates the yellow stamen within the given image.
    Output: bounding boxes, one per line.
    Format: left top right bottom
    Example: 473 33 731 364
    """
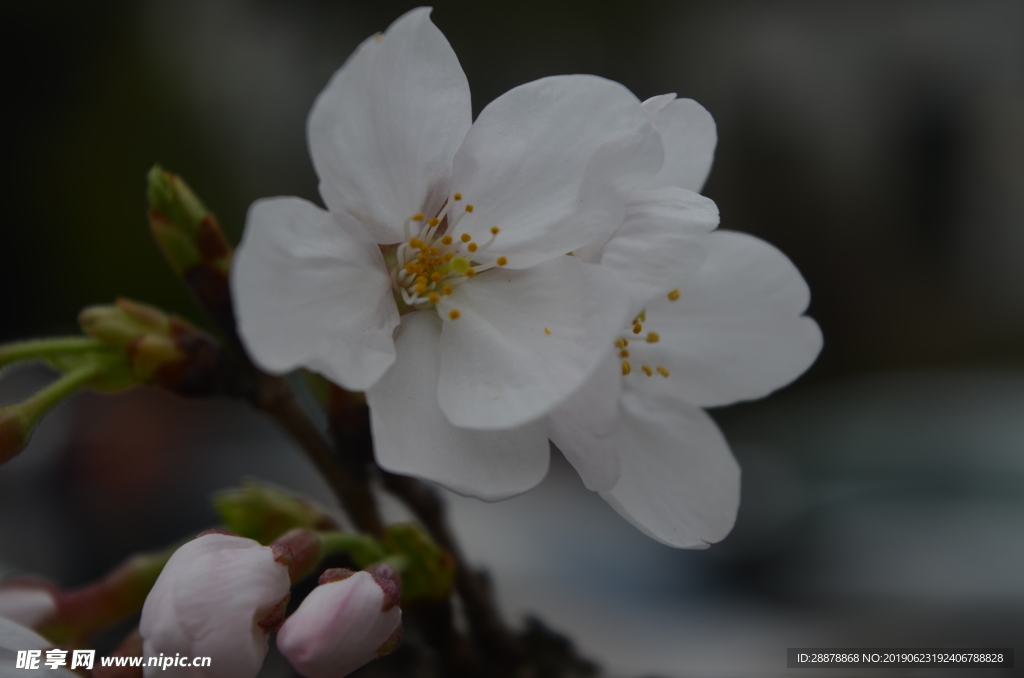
490 226 500 235
668 288 681 301
544 327 552 335
415 284 427 294
467 242 478 252
464 204 474 213
430 272 442 283
620 349 629 358
414 276 427 286
428 217 440 227
461 233 472 243
441 235 453 245
453 192 462 200
465 268 476 277
449 309 461 320
441 285 453 295
632 322 643 334
496 256 508 266
646 332 660 343
411 213 425 221
641 365 653 377
428 292 440 303
621 361 631 376
656 366 670 377
409 237 424 248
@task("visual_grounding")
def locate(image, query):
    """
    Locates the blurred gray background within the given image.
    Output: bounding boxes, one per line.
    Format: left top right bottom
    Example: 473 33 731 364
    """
1 1 1022 676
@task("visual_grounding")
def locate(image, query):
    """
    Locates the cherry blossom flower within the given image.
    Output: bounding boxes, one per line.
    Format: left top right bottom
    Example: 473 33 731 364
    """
277 566 402 678
232 7 663 499
139 533 291 678
550 96 823 547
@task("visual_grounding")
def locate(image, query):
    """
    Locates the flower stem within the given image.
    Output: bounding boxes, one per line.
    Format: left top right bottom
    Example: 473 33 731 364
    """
0 337 104 369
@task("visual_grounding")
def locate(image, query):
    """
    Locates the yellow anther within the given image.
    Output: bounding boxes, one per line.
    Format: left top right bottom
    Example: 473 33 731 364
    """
411 213 425 221
428 292 440 303
632 323 643 334
621 361 632 376
620 349 629 358
646 332 660 344
467 242 478 252
641 365 653 377
464 204 474 213
405 263 417 274
442 285 453 295
490 226 500 235
416 284 427 295
443 253 454 262
431 272 442 283
414 276 427 286
544 327 552 335
453 192 462 200
428 217 440 227
449 309 461 320
496 256 508 266
409 237 424 248
465 268 476 277
667 288 681 301
656 366 670 377
614 338 626 349
441 235 453 245
460 233 472 243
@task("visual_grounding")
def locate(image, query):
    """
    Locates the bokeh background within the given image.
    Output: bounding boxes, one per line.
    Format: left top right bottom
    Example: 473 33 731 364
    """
2 1 1023 676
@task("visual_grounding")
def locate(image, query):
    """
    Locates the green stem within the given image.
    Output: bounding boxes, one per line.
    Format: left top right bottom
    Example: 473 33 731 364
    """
17 360 109 426
0 337 104 369
317 530 388 567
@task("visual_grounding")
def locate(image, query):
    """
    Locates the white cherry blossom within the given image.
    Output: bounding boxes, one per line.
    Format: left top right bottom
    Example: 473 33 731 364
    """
550 95 822 547
232 7 663 499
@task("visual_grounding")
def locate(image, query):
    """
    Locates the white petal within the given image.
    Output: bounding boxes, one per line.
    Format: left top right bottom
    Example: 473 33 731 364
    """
0 589 55 628
367 312 550 501
641 94 717 192
601 389 739 548
548 350 622 492
627 230 822 407
598 187 718 314
448 75 663 268
0 618 51 652
140 535 291 678
232 197 400 391
307 7 471 243
436 256 629 429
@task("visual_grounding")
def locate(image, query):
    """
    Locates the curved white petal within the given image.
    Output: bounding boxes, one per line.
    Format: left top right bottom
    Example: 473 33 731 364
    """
625 230 822 407
140 534 291 678
448 75 663 268
0 589 55 628
641 94 717 192
0 617 51 652
601 389 739 548
548 350 622 492
599 187 718 314
233 197 400 391
436 256 629 429
308 7 471 243
368 312 550 501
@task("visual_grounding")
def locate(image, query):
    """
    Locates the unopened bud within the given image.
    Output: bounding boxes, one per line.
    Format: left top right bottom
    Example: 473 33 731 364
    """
0 408 28 465
78 298 226 395
214 481 338 545
277 568 403 678
140 533 291 678
380 523 455 604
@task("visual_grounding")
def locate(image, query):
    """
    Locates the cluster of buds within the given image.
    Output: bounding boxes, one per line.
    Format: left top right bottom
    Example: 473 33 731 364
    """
138 530 404 678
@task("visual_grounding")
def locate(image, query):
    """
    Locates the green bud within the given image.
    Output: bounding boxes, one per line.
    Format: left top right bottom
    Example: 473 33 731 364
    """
79 299 185 384
147 165 232 277
214 481 338 544
380 523 455 604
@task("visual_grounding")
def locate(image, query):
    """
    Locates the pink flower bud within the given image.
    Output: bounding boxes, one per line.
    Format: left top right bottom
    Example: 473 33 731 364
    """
277 566 403 678
139 533 291 678
0 585 56 628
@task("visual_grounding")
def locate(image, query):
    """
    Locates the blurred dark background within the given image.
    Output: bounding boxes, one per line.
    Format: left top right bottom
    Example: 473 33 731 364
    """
2 1 1022 676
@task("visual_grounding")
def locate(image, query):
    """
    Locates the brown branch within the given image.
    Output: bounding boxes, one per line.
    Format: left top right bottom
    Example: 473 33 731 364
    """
379 471 525 666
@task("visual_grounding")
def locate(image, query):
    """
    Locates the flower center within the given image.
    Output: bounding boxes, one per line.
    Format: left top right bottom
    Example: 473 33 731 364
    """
388 193 507 317
616 288 681 379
